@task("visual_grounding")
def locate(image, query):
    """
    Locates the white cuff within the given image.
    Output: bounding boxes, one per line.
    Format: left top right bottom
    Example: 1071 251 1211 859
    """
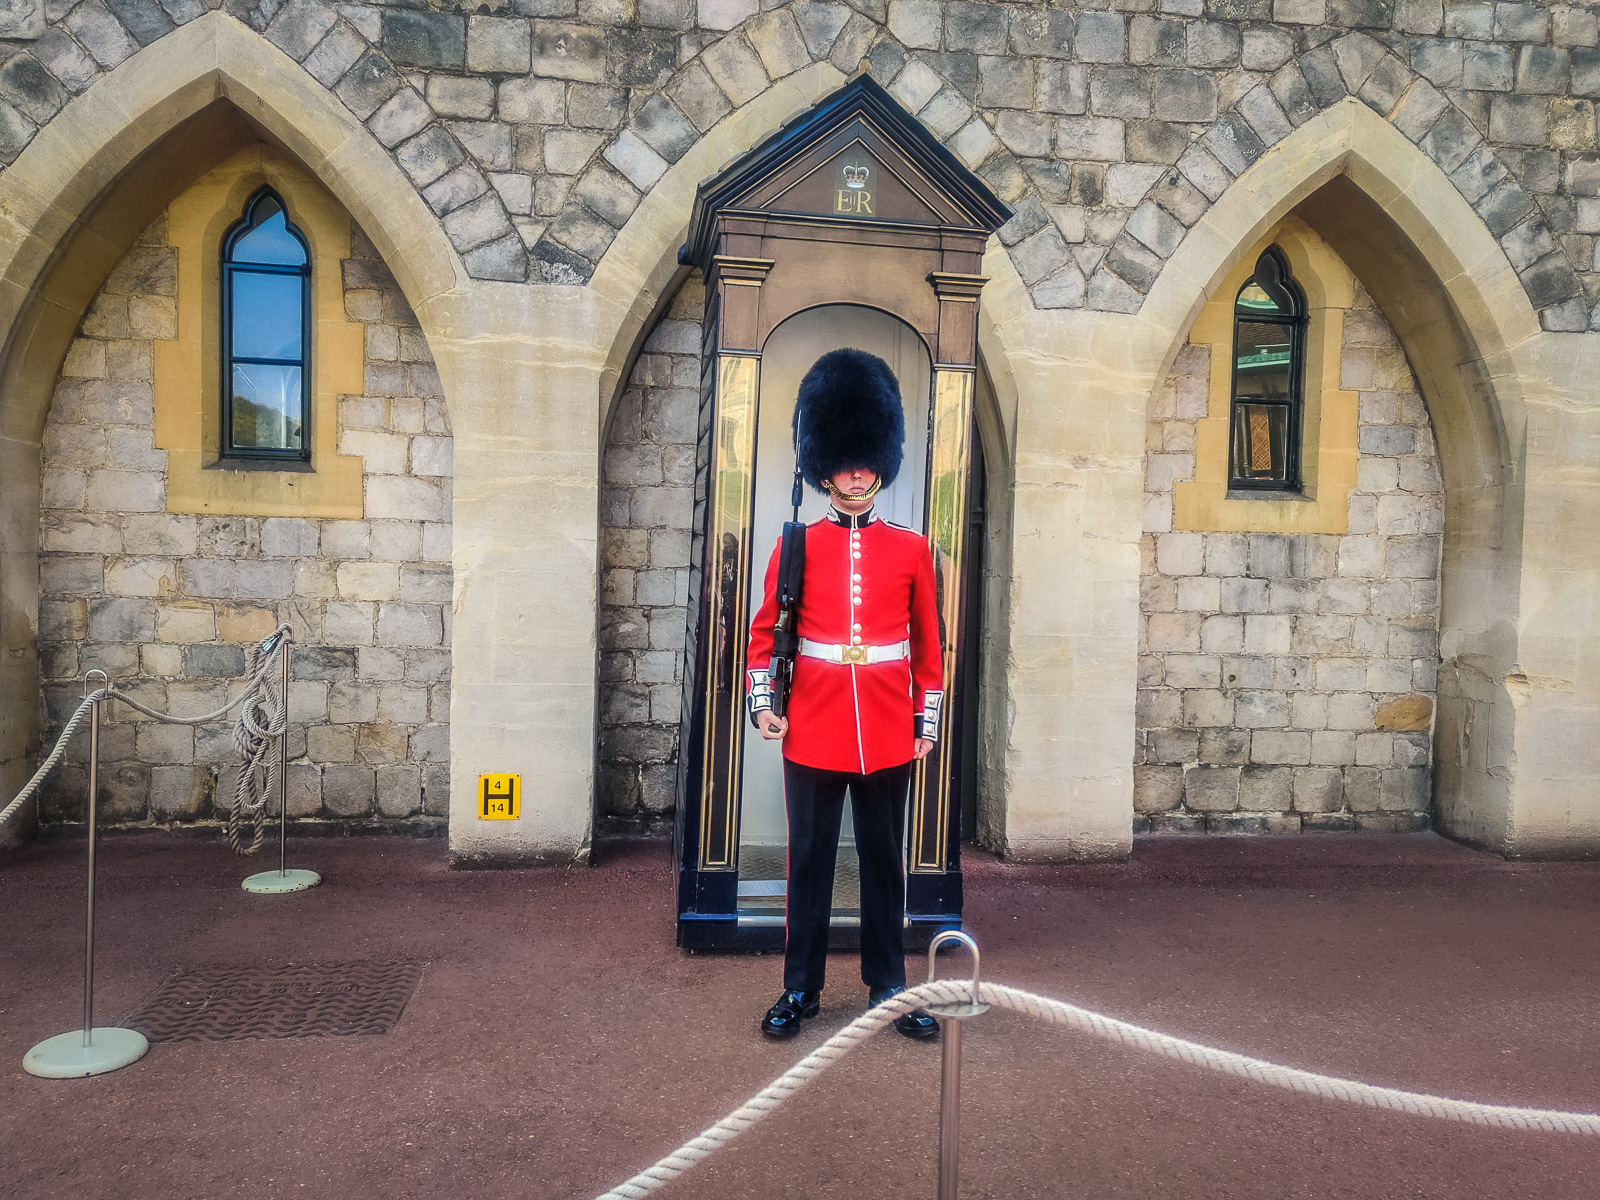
916 690 943 743
747 668 773 723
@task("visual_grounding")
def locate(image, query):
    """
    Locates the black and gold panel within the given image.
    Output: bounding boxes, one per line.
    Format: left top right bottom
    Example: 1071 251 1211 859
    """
673 74 1009 950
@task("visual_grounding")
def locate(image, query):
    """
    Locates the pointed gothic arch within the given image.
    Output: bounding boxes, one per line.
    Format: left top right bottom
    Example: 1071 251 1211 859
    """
1134 97 1573 857
0 13 461 838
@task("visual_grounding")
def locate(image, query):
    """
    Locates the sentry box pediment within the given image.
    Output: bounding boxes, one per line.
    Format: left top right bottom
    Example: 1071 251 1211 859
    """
681 75 1011 364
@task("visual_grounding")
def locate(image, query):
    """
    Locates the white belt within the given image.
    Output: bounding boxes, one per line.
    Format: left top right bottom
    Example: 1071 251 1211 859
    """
799 637 909 666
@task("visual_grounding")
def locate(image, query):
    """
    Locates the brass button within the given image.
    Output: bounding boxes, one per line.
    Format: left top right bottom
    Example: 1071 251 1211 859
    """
852 636 862 645
852 573 861 581
852 623 862 632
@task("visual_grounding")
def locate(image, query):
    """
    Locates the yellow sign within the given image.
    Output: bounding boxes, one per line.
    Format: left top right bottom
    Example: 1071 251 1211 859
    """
478 774 520 820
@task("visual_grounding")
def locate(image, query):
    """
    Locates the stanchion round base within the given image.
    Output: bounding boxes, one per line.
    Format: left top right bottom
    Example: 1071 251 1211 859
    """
24 1027 148 1078
241 868 321 894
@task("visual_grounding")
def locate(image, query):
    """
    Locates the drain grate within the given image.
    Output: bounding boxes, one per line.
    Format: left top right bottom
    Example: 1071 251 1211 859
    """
123 961 425 1042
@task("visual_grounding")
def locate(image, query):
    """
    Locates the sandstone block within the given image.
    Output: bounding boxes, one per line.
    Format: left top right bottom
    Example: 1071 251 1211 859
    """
1183 765 1239 811
377 603 443 647
1239 765 1293 811
1134 764 1183 812
323 764 375 816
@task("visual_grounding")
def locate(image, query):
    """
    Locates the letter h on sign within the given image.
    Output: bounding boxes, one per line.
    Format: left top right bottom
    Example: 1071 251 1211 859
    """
478 773 520 819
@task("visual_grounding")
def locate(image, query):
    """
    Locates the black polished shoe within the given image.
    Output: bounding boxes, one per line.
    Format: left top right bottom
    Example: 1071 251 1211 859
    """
869 985 939 1040
761 989 821 1038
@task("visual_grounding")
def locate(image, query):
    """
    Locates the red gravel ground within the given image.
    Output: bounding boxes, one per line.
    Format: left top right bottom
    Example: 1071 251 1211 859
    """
5 830 1600 1199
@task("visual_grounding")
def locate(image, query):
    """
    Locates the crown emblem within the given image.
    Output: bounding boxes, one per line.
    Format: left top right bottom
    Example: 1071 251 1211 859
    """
842 164 869 188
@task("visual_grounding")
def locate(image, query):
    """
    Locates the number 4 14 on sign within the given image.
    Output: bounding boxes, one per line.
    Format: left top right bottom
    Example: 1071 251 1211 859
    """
478 774 520 819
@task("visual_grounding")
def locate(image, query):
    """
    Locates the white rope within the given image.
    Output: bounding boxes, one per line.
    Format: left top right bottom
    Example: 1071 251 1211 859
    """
0 625 292 857
591 978 1600 1199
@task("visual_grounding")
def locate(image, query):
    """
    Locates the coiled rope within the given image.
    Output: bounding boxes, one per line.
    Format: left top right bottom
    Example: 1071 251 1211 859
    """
0 625 292 856
593 978 1600 1199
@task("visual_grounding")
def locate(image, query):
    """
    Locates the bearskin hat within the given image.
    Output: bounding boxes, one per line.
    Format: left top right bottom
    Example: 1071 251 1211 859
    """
793 348 905 493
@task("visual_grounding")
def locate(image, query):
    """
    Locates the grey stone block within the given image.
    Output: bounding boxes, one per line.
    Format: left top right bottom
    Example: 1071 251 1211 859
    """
1201 113 1264 177
1243 25 1294 72
0 53 67 126
1410 36 1462 88
183 643 246 678
1134 764 1183 812
446 194 517 254
1250 730 1311 765
1186 21 1240 69
382 9 465 69
335 53 404 121
605 26 675 86
1037 61 1087 115
1152 69 1218 122
1009 8 1074 59
376 764 423 818
33 29 99 93
1495 1 1548 42
303 24 364 88
66 0 137 69
89 596 155 642
1298 43 1348 107
293 645 358 682
1183 765 1239 811
1461 42 1513 92
1239 765 1293 811
1130 16 1184 67
150 764 210 820
1148 813 1205 834
1489 94 1550 146
1381 766 1431 811
1075 12 1125 63
978 54 1032 109
323 764 375 817
1089 67 1150 120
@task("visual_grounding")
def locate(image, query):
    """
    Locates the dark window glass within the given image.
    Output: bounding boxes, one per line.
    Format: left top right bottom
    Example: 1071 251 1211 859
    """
1228 246 1305 490
222 189 310 460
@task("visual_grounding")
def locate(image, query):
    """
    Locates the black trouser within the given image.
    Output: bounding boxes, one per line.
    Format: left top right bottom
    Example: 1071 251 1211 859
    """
782 758 911 994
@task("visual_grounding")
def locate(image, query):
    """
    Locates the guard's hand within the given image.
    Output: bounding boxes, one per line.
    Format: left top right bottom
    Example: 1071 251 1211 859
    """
757 711 789 740
913 737 934 761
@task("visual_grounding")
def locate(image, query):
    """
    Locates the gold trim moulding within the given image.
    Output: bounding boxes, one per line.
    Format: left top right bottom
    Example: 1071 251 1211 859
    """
908 367 974 874
697 353 760 873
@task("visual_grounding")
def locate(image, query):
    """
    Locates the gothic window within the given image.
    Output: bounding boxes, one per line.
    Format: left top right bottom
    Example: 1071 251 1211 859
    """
1229 246 1306 490
221 187 311 460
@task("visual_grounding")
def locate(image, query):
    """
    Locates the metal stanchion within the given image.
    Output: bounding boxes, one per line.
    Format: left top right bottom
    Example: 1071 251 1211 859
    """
243 628 320 894
923 931 988 1200
23 671 149 1078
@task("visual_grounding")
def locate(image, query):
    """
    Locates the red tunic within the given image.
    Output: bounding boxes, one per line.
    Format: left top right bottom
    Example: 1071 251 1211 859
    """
747 509 944 774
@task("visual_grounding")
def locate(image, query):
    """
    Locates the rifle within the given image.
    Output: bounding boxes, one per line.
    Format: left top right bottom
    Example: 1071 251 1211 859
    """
766 426 808 721
769 518 806 718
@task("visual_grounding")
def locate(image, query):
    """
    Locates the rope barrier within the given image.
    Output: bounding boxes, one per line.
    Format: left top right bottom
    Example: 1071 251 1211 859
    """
591 978 1600 1199
0 625 291 856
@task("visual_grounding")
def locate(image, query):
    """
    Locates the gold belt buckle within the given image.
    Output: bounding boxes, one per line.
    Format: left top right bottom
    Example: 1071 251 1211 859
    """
842 645 868 665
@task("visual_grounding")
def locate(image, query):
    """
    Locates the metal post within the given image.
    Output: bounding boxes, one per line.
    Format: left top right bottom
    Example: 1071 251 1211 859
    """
22 671 148 1077
279 631 289 878
938 1016 963 1200
81 671 104 1046
242 627 320 894
923 931 988 1200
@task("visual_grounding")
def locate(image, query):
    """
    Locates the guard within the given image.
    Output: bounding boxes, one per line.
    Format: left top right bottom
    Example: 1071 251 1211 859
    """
746 348 944 1040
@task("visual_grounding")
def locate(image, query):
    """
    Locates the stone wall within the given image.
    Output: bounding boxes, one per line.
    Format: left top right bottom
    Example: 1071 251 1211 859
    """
36 215 452 829
1137 279 1443 833
597 274 701 829
0 1 1595 327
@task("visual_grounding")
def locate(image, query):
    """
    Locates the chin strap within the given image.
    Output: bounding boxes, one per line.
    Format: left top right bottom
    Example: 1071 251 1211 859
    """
824 475 882 502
